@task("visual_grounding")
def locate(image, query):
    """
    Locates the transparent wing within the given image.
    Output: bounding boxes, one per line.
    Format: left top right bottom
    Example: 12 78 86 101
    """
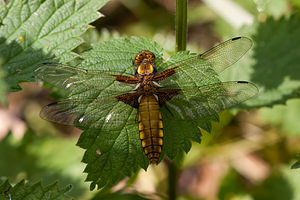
163 81 258 120
158 56 219 88
199 36 252 74
158 37 252 88
35 63 137 98
40 96 136 130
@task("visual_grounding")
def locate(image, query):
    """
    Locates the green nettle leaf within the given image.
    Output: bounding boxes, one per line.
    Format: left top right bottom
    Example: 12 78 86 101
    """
0 178 72 200
221 16 300 108
73 38 219 189
36 36 257 189
0 0 109 92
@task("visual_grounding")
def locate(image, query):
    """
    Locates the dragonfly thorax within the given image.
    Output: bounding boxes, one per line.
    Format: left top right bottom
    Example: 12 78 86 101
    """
132 74 159 97
137 62 154 75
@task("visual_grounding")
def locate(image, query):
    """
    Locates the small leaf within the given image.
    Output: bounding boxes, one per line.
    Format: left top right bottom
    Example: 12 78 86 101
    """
291 161 300 169
0 178 72 200
0 0 109 92
291 153 300 169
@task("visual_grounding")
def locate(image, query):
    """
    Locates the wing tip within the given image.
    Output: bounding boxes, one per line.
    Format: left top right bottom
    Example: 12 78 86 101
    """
232 36 251 41
237 81 249 84
232 36 242 41
231 37 253 47
236 81 259 95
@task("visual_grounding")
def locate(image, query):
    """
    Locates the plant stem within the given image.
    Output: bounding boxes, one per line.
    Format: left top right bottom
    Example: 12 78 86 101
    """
175 0 188 52
167 1 188 200
167 159 178 200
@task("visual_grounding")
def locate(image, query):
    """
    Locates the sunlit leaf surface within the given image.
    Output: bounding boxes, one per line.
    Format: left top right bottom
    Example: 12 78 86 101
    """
0 0 109 91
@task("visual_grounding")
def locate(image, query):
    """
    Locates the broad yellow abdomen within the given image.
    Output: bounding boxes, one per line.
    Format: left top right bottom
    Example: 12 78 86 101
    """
138 95 163 164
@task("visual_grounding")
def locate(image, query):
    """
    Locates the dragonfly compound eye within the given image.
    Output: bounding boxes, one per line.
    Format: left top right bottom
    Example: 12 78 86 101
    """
147 54 155 63
134 54 143 65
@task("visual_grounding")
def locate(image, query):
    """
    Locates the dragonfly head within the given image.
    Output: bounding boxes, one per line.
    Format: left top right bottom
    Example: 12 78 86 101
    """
134 50 157 75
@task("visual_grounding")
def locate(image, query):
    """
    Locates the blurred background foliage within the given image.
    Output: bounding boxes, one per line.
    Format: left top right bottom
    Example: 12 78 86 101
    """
1 0 300 199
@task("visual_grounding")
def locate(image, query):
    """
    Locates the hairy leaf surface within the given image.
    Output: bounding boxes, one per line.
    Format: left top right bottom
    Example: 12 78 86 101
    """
0 0 109 91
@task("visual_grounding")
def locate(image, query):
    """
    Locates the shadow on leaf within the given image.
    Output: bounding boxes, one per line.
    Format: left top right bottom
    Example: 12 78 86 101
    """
0 36 57 92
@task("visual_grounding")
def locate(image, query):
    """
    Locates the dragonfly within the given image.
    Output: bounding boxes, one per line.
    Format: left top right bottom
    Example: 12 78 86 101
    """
35 36 258 164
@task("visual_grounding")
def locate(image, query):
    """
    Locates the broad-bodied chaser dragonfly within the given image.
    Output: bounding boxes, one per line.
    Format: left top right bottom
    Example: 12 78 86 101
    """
35 37 258 164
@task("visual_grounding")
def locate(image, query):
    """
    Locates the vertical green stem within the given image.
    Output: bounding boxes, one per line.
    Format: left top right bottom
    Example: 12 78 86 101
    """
167 159 178 200
175 0 188 52
167 1 188 200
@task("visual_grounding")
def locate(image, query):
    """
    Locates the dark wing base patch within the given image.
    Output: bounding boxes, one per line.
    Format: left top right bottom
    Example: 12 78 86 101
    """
115 92 140 108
